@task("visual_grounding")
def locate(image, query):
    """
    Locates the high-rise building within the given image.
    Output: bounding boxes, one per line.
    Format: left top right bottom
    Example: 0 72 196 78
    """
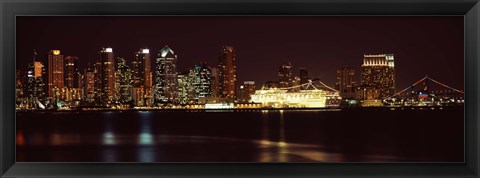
132 49 152 106
192 62 212 102
218 45 237 100
95 47 116 103
237 81 256 102
278 62 294 89
361 54 396 99
299 67 311 90
336 66 356 98
116 57 133 103
155 46 178 104
84 65 95 102
47 50 64 100
64 56 79 88
210 67 220 98
177 71 194 105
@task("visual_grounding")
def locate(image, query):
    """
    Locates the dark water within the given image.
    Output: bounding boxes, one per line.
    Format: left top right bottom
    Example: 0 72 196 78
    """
16 108 464 162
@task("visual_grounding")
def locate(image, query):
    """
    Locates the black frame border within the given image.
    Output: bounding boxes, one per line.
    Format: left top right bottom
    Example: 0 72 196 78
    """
1 0 479 177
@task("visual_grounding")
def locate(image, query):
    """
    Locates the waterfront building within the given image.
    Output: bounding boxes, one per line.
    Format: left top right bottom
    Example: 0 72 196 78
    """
361 54 396 99
132 49 152 106
218 45 237 100
210 67 220 98
155 46 178 104
95 47 116 103
278 62 294 89
299 67 311 90
177 71 194 105
84 66 95 103
237 81 256 102
64 56 82 102
336 66 357 99
47 50 64 100
192 62 212 102
116 57 133 103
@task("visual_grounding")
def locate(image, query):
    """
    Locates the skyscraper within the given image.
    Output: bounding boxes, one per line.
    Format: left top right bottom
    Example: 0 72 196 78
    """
47 50 64 99
336 66 356 98
84 65 95 103
116 57 133 103
361 54 396 99
299 67 311 90
278 62 294 89
177 71 194 105
64 56 82 101
192 62 212 102
95 47 116 103
155 46 178 104
210 67 220 98
218 45 237 100
132 49 152 106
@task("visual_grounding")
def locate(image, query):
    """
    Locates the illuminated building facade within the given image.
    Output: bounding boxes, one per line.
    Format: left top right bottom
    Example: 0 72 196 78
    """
47 50 64 100
361 54 395 99
84 66 95 102
299 67 311 90
237 81 256 102
192 63 212 102
177 71 194 105
95 47 116 103
116 57 133 103
336 66 357 98
64 56 82 102
132 49 152 106
155 46 178 104
278 62 294 89
218 45 237 100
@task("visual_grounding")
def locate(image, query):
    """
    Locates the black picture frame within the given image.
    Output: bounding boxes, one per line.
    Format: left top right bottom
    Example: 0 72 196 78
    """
1 0 479 177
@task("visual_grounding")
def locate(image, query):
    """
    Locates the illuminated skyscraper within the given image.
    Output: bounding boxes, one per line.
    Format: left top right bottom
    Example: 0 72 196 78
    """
218 45 237 100
131 49 152 106
210 67 220 98
47 50 64 99
155 46 178 104
177 71 194 105
95 47 116 103
84 65 95 103
299 67 311 90
361 54 396 99
278 62 293 89
64 56 82 101
336 66 356 98
116 57 133 103
192 62 212 102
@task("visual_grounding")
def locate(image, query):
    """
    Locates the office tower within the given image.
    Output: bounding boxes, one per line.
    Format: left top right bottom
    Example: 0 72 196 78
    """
24 50 47 102
278 62 293 89
155 46 178 104
95 47 116 103
64 56 79 88
47 50 64 99
299 67 311 90
116 57 133 103
237 81 256 102
131 49 152 106
177 71 194 105
361 54 396 99
218 45 237 100
210 67 220 98
84 66 95 103
192 62 212 102
336 66 357 98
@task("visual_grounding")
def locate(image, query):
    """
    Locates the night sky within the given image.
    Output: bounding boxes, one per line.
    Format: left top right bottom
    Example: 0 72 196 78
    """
16 16 464 90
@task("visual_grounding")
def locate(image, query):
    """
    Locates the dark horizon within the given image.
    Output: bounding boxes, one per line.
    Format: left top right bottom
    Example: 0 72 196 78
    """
16 16 464 90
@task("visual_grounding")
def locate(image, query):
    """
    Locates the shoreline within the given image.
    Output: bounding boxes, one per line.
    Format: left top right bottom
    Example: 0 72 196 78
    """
15 105 464 113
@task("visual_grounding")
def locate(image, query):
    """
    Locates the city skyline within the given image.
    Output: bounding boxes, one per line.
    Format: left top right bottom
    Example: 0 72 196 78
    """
17 16 464 90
